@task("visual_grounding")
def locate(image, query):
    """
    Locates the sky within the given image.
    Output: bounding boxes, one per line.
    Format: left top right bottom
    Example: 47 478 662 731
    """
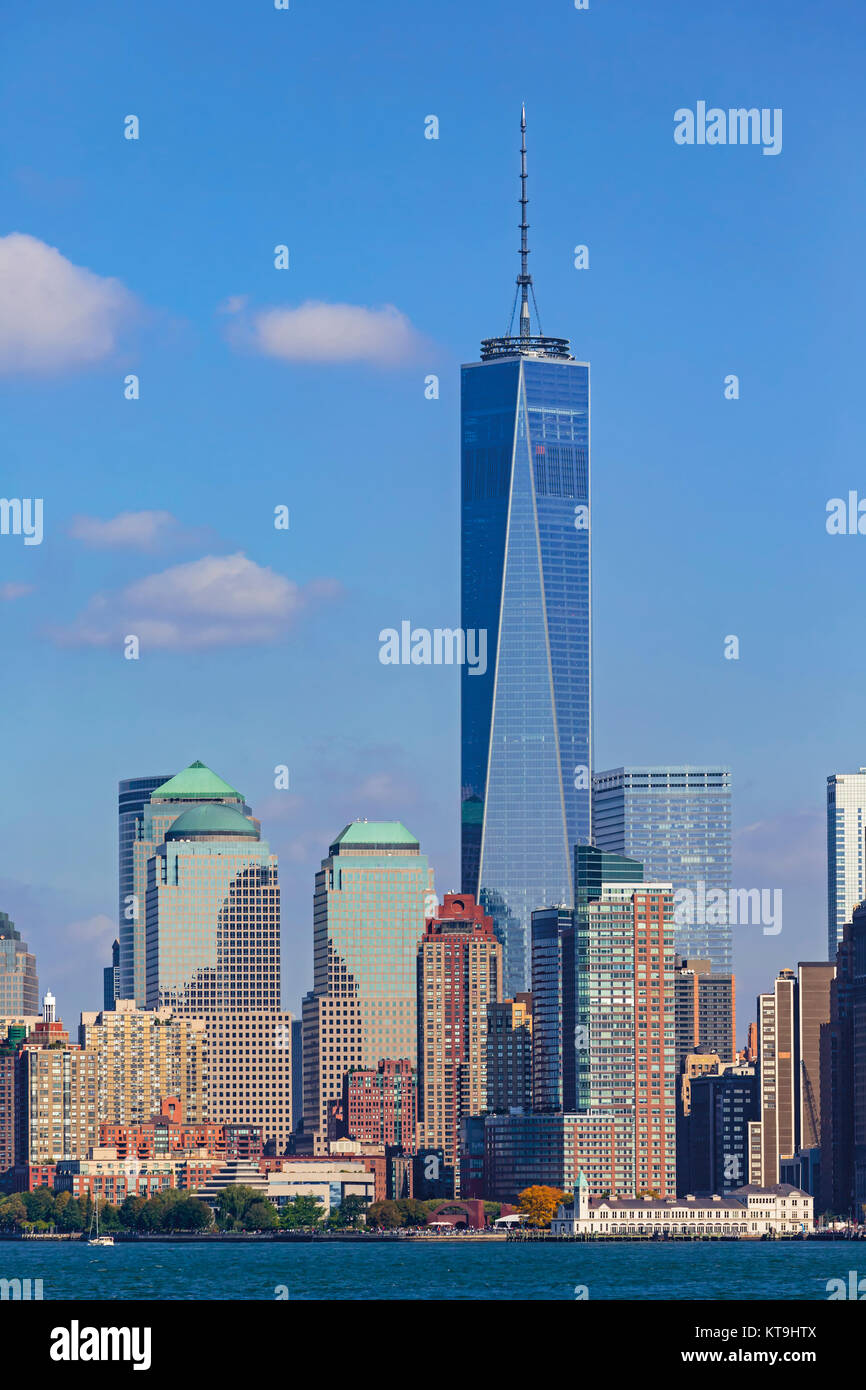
1 0 864 1024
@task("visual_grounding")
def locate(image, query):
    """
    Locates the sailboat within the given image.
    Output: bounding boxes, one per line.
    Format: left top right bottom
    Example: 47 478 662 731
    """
86 1199 114 1247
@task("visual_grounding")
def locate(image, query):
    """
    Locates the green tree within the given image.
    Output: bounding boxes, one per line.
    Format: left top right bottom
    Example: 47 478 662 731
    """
366 1199 402 1229
163 1197 212 1232
214 1183 262 1230
242 1200 279 1231
395 1198 428 1226
279 1195 325 1230
327 1194 370 1229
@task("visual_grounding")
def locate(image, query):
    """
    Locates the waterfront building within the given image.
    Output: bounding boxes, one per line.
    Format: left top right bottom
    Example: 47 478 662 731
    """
461 110 592 996
685 1064 758 1195
417 893 502 1191
342 1059 417 1151
551 1175 813 1237
98 1095 261 1161
302 821 432 1149
486 994 533 1113
53 1149 220 1200
0 911 39 1018
483 1110 633 1201
593 766 732 970
79 1001 208 1127
827 769 866 958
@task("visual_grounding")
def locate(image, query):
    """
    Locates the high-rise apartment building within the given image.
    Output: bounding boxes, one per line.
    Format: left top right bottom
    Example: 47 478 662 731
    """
486 994 533 1113
0 911 39 1018
573 848 677 1197
827 770 866 959
342 1059 417 1151
302 821 432 1147
673 957 736 1069
417 894 502 1190
120 763 253 1005
461 112 591 996
685 1065 758 1196
79 1001 208 1127
592 767 732 970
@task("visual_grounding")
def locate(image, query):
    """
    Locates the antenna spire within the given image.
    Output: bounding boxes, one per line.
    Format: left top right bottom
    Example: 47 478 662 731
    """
518 103 531 339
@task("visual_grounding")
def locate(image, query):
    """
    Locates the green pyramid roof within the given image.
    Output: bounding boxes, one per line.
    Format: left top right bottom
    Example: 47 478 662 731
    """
153 761 243 802
330 821 419 850
165 803 259 840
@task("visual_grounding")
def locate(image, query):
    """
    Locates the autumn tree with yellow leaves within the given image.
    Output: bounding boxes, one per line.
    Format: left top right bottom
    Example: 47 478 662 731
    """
516 1185 569 1228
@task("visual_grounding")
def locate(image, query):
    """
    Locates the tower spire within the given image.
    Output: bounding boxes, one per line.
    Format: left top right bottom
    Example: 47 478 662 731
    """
518 103 531 339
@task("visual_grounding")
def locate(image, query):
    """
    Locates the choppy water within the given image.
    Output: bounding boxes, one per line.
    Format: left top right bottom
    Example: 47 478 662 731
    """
0 1238 856 1300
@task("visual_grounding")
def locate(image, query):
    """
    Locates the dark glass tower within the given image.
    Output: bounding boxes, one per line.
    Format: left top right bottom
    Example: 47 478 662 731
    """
461 110 591 995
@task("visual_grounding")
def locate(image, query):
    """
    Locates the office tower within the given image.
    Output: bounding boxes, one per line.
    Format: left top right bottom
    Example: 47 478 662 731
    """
675 1052 722 1193
0 911 39 1017
143 796 293 1153
460 110 591 997
754 970 797 1186
121 762 254 1006
342 1059 417 1151
797 962 835 1154
417 894 502 1191
592 767 732 970
530 907 573 1113
673 957 736 1069
686 1065 758 1195
573 847 677 1197
820 922 856 1217
117 774 171 1003
827 770 866 958
484 1111 631 1201
752 964 835 1189
486 994 533 1112
146 801 279 1015
103 938 120 1011
79 1001 209 1126
302 821 432 1148
291 1018 304 1133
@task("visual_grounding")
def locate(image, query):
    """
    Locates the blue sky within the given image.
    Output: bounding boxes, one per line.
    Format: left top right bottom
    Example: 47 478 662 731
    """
1 0 864 1023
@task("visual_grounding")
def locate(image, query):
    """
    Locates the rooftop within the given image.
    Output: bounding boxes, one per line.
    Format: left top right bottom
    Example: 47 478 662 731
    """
152 761 243 802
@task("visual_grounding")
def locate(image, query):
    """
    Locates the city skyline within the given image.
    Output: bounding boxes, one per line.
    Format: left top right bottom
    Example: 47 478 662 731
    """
2 0 861 1035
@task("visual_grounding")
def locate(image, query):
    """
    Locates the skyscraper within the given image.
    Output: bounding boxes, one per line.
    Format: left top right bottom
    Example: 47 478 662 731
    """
461 109 591 996
117 774 171 1004
143 785 293 1153
119 763 253 1006
827 770 866 959
592 766 733 970
0 911 38 1018
302 821 432 1148
673 957 736 1068
417 893 502 1191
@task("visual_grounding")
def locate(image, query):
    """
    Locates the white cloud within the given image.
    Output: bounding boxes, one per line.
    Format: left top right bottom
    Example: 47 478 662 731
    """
0 233 136 372
0 582 33 600
225 298 423 365
55 551 342 649
68 510 204 552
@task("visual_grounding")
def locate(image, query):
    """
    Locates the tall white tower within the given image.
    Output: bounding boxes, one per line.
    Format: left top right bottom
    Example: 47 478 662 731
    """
827 770 866 958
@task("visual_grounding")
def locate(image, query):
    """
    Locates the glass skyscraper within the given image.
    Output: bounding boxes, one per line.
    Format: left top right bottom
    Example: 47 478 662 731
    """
117 773 171 1003
827 770 866 960
0 910 39 1017
461 111 591 996
592 766 732 970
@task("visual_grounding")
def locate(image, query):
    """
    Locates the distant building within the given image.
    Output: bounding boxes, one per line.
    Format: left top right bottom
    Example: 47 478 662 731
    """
551 1175 813 1237
98 1095 262 1162
484 1110 633 1202
79 1002 208 1127
827 770 866 958
486 994 533 1113
593 766 732 970
417 893 501 1192
342 1059 417 1151
302 821 432 1149
685 1065 758 1195
0 911 39 1018
673 957 736 1068
103 939 120 1012
116 774 171 1004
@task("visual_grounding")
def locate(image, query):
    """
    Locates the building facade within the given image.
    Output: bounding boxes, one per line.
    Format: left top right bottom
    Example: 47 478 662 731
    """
551 1176 813 1237
79 1002 208 1127
0 912 39 1018
460 113 591 997
673 957 736 1069
417 894 502 1190
486 994 533 1113
827 770 866 959
592 766 732 970
342 1059 417 1151
302 821 432 1147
